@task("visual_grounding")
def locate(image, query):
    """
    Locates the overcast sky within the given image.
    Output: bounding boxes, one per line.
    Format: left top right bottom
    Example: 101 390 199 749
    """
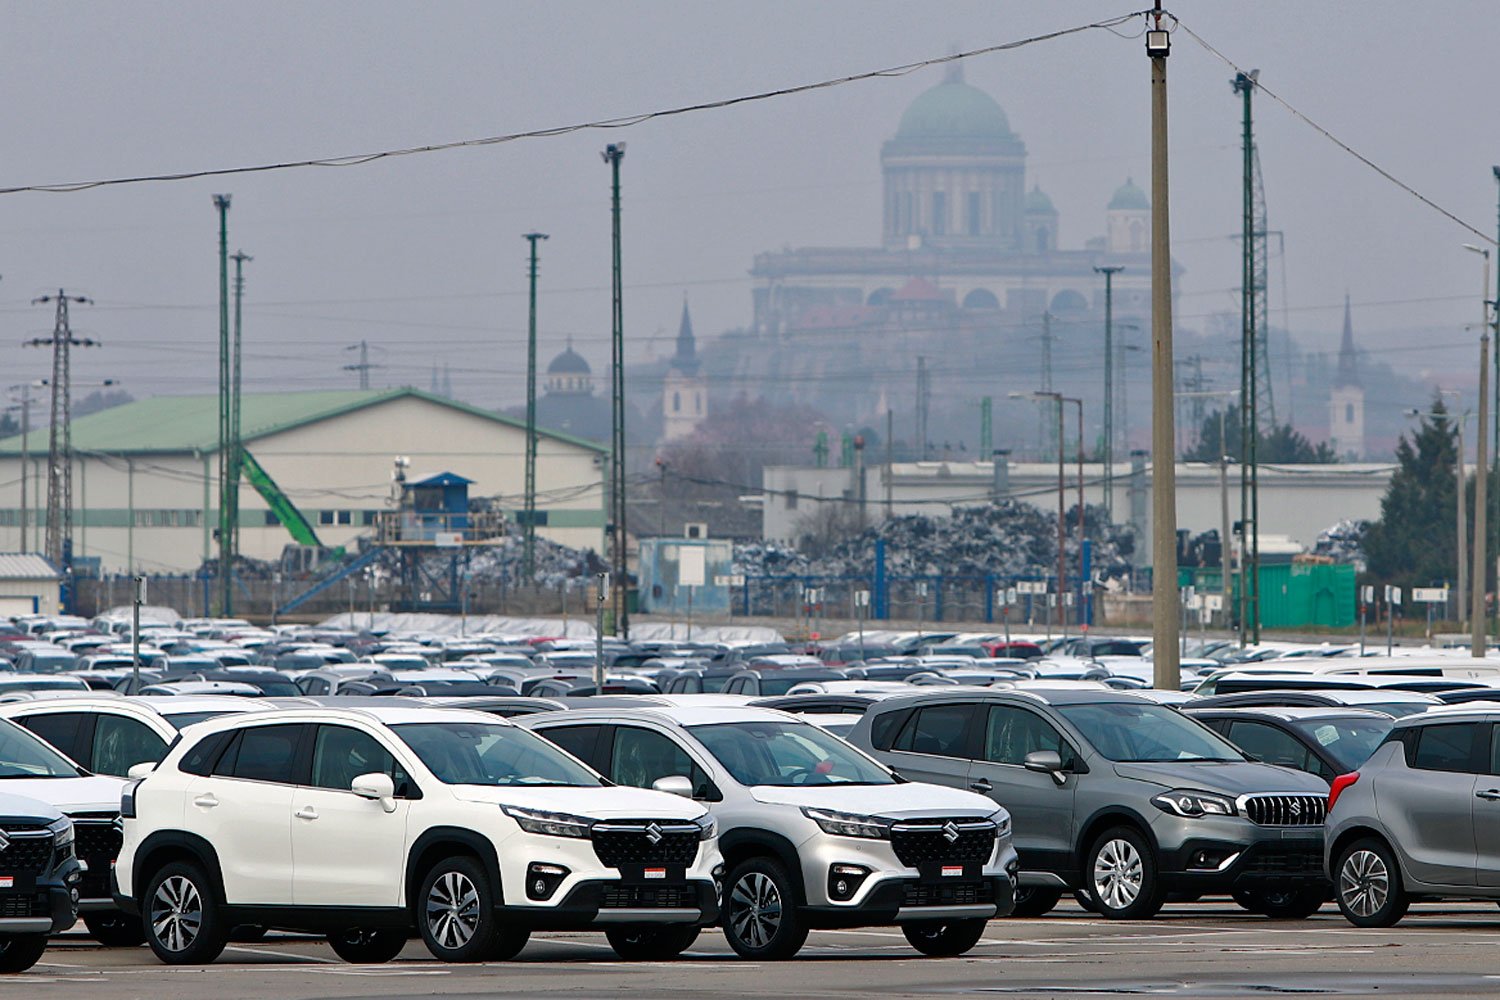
0 1 1493 429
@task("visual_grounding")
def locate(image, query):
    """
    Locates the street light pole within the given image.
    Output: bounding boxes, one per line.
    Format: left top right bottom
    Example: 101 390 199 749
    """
1095 265 1124 523
1465 244 1492 656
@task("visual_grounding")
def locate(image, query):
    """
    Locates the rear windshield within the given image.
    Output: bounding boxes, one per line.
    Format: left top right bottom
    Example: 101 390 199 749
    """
1288 716 1392 772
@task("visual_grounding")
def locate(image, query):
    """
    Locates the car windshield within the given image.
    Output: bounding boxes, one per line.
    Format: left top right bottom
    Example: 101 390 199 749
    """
688 720 894 786
756 676 828 696
1288 716 1392 772
393 722 602 787
698 675 732 693
1058 702 1244 763
0 720 83 777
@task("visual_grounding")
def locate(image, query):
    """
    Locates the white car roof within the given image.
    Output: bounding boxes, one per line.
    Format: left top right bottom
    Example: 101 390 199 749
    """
526 704 796 728
175 705 511 733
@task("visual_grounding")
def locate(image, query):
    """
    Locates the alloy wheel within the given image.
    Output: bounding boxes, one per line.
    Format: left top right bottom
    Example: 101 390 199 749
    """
151 875 204 952
426 870 481 950
1340 849 1389 918
729 871 782 949
1093 837 1143 909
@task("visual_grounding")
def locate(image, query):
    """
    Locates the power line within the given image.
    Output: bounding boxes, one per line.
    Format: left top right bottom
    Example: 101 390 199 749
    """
0 12 1150 196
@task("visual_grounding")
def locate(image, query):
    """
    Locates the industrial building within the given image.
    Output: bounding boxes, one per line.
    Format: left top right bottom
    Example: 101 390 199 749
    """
0 389 606 574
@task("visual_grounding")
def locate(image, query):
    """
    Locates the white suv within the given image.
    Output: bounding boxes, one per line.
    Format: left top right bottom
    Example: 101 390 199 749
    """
114 706 722 965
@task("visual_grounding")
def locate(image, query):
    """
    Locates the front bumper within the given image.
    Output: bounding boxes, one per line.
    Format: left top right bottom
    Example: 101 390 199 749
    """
802 875 1013 928
1151 812 1327 892
0 880 79 935
497 878 720 930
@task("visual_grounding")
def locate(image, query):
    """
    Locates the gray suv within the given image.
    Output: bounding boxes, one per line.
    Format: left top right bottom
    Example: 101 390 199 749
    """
848 688 1330 919
1326 707 1500 926
520 705 1017 959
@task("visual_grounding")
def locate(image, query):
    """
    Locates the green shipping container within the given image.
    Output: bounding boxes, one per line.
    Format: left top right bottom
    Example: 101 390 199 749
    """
1181 563 1355 629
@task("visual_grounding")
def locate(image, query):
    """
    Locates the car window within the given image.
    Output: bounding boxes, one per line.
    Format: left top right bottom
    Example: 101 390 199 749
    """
393 722 602 787
1287 717 1392 773
179 730 234 776
16 712 89 762
983 705 1071 766
1411 722 1483 773
608 726 710 796
891 704 974 758
1226 721 1315 773
690 720 893 786
92 715 167 777
539 725 605 768
1057 702 1242 763
214 724 306 783
0 719 85 777
311 725 409 793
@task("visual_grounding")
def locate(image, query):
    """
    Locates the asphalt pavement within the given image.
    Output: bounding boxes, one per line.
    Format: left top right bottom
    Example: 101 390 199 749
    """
17 899 1500 999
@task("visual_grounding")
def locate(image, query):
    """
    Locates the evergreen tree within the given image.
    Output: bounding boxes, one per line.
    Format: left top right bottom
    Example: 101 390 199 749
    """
1362 397 1458 587
1182 404 1337 463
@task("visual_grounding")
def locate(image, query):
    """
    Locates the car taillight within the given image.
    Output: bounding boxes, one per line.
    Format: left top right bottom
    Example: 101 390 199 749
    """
1328 771 1360 813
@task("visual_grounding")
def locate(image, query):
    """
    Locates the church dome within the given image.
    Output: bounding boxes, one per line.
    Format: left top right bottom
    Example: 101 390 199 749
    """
1025 186 1056 214
1108 177 1150 211
546 345 591 376
896 70 1013 141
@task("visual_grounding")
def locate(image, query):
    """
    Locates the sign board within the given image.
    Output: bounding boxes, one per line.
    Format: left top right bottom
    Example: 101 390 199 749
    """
1062 593 1074 607
916 582 929 598
1412 587 1449 604
1384 585 1402 606
1046 593 1057 607
679 546 707 587
1361 585 1375 604
1004 588 1017 605
854 590 870 608
1204 594 1224 612
1185 594 1203 610
714 574 745 587
434 532 463 548
1017 581 1047 595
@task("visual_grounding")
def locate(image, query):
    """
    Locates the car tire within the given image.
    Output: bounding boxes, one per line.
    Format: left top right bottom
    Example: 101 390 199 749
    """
327 928 408 964
1010 887 1063 917
723 857 808 960
143 861 229 965
902 918 988 957
83 911 146 947
0 935 47 973
1086 827 1164 920
605 925 700 961
1335 838 1409 928
1232 886 1325 919
417 856 505 963
1073 888 1100 913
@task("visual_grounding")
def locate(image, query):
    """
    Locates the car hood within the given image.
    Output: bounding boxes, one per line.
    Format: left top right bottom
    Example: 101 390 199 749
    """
1111 760 1327 795
449 783 708 821
0 775 126 816
749 781 998 818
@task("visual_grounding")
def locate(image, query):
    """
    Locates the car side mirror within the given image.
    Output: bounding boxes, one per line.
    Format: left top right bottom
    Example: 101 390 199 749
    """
1024 750 1068 786
127 762 155 781
651 775 694 798
351 772 398 813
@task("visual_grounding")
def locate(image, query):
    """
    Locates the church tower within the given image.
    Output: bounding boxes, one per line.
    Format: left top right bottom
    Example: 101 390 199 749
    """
662 298 707 441
1328 294 1365 460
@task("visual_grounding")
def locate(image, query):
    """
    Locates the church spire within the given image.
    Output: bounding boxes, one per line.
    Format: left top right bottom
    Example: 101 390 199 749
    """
672 296 699 375
1335 293 1359 387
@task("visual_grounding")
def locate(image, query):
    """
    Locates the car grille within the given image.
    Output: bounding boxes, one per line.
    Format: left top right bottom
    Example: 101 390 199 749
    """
0 894 45 918
0 833 53 874
1240 843 1325 877
1242 795 1327 827
889 819 997 868
590 821 701 868
902 880 997 907
600 884 696 909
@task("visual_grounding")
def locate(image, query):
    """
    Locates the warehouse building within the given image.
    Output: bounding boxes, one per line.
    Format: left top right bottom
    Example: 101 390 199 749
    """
0 554 63 616
0 389 606 574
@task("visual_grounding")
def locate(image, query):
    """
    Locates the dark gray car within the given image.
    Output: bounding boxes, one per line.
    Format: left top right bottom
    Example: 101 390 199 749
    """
847 687 1331 919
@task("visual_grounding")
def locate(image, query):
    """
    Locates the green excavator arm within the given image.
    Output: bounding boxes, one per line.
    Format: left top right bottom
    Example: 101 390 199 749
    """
240 450 330 550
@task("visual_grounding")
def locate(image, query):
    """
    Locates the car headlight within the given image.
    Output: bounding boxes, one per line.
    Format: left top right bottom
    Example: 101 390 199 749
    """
1150 790 1236 818
801 807 889 839
988 808 1012 839
49 817 73 848
696 815 717 841
502 805 593 838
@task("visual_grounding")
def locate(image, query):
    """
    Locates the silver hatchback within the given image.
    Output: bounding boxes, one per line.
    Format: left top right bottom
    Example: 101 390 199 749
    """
1326 707 1500 926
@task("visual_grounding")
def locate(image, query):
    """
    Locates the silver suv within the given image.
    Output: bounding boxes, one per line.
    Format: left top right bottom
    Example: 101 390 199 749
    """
1326 707 1500 926
847 688 1330 919
520 705 1017 959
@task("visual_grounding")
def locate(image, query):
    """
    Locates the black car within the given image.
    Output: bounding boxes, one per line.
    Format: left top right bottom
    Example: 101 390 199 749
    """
720 667 845 696
750 693 882 715
1188 688 1443 718
1183 706 1393 783
0 793 82 972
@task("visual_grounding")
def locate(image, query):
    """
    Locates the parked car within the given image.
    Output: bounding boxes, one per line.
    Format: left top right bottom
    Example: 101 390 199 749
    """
522 705 1016 959
1188 688 1443 719
720 668 846 697
0 791 82 971
115 706 723 965
848 688 1331 919
1326 707 1500 926
1185 707 1394 783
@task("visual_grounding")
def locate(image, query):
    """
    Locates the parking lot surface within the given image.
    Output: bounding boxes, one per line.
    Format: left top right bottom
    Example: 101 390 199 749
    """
17 900 1500 999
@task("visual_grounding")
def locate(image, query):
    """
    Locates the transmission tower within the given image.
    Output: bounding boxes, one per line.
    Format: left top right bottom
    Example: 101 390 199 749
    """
343 340 382 389
1249 146 1275 430
522 232 549 584
229 251 250 580
26 292 96 567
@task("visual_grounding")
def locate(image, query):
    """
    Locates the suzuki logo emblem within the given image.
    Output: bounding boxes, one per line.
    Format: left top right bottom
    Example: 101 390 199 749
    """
645 823 664 845
0 831 9 853
942 821 961 843
1289 800 1302 817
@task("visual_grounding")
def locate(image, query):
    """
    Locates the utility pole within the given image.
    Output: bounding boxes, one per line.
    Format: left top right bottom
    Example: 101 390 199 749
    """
915 357 930 460
979 397 993 457
522 232 549 584
1492 166 1500 636
1146 12 1180 689
1232 72 1258 646
1095 265 1124 521
601 144 629 639
5 384 36 553
1464 243 1491 656
885 408 894 517
343 340 380 389
213 194 233 616
229 250 250 591
26 291 96 569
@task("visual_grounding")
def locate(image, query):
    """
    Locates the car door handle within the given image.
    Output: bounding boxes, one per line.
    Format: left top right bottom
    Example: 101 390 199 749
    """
192 794 218 809
294 806 318 820
1477 790 1500 801
970 779 993 793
